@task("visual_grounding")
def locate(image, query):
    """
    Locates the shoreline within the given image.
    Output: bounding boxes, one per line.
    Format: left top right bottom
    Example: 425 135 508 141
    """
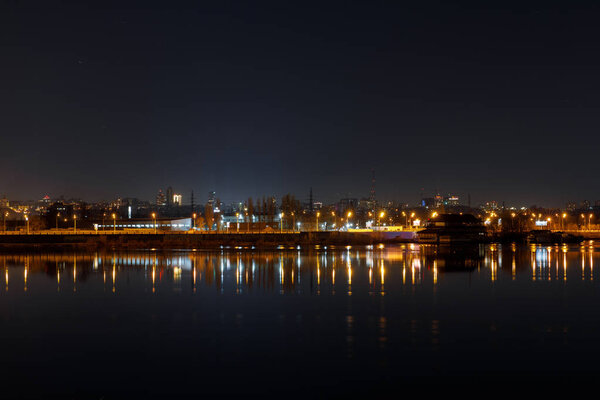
1 230 597 251
0 231 402 250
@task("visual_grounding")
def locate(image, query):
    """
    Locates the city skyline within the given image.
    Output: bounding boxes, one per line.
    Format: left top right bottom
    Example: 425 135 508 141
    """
1 185 599 212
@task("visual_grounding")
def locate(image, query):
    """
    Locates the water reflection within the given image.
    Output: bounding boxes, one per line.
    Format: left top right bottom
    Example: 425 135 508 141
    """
1 243 600 396
0 242 597 295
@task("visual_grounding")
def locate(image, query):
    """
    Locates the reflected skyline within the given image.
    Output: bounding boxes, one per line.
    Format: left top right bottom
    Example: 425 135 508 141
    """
2 243 600 396
1 242 598 295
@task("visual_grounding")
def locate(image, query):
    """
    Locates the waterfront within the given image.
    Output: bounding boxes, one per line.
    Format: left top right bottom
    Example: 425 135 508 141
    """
1 243 599 396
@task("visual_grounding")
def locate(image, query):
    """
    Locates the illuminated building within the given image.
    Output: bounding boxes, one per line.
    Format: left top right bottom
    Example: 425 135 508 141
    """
208 191 216 208
444 195 459 206
95 217 192 231
173 193 182 206
156 190 167 206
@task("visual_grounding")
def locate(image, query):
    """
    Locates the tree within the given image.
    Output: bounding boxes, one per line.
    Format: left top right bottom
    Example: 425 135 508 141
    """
246 197 254 232
195 215 205 231
204 203 214 231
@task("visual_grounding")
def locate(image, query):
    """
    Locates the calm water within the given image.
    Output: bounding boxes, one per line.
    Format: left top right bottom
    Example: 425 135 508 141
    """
0 243 599 397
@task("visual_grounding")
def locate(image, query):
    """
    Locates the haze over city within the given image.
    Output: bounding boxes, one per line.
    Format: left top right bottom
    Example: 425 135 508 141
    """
2 1 599 206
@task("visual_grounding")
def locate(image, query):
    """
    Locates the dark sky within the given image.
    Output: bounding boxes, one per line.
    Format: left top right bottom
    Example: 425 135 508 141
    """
1 0 599 207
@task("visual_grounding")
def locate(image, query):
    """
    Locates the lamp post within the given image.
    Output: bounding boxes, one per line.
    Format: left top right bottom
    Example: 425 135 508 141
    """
291 212 295 232
562 213 567 230
112 213 117 233
236 212 239 232
581 214 585 230
280 212 283 233
152 212 157 234
379 211 385 227
192 213 197 230
56 213 60 230
589 214 594 231
25 215 29 234
102 213 106 231
347 210 352 229
73 215 77 233
245 212 249 233
316 212 320 232
4 211 8 232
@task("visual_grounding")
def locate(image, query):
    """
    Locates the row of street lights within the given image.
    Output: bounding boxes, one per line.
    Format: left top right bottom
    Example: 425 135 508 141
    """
276 210 354 232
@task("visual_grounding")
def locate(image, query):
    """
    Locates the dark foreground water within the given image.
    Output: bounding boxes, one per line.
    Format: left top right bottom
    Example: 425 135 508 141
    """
0 242 599 397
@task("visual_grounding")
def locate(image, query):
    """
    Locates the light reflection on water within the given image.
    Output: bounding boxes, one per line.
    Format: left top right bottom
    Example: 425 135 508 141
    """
0 242 599 395
1 243 598 294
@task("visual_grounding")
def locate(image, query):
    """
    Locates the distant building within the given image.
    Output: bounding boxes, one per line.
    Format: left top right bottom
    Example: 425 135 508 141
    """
566 202 577 212
156 190 167 206
0 196 9 208
95 217 192 231
582 200 591 210
482 201 499 212
338 198 358 212
173 193 182 206
444 195 460 206
421 198 435 208
166 187 174 206
358 198 376 211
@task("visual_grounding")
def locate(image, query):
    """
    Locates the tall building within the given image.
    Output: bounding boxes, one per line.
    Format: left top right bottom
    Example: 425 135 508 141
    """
208 191 216 208
173 193 182 206
166 187 174 206
156 190 167 206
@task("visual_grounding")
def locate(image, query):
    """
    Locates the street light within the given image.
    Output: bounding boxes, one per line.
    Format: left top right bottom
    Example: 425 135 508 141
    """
4 211 8 232
347 210 352 229
192 213 197 230
562 213 567 230
56 213 60 230
316 212 320 232
291 212 295 232
379 211 385 226
236 212 239 232
112 213 117 233
280 212 284 233
73 215 77 233
25 215 29 234
589 213 594 231
151 212 157 234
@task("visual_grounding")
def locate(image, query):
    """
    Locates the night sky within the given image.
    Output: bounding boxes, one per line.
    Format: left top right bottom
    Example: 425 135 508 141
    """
2 1 599 207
